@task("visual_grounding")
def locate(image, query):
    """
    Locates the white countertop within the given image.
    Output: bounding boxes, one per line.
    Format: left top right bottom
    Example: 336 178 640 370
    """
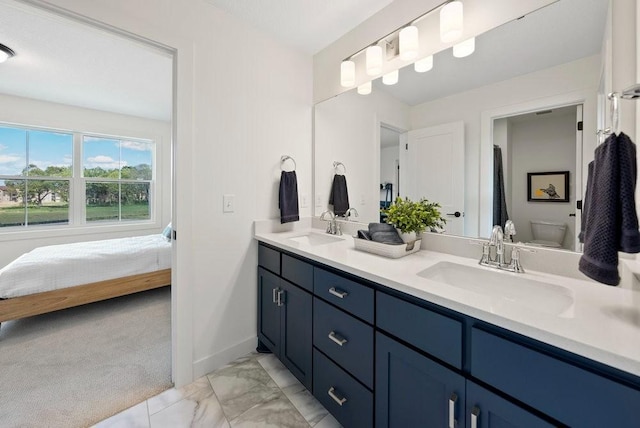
254 221 640 379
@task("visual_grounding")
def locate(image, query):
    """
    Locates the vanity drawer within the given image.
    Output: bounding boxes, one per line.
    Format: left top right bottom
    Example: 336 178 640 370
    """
314 268 374 323
377 292 462 369
281 254 313 292
313 297 374 388
258 244 280 275
313 348 373 428
471 327 640 427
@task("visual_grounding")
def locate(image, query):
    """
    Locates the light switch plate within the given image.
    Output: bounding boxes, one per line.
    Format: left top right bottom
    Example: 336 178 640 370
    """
300 193 309 208
223 194 235 213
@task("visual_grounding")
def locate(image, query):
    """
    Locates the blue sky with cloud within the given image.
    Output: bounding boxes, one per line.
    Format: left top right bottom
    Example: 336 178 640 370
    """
0 127 151 176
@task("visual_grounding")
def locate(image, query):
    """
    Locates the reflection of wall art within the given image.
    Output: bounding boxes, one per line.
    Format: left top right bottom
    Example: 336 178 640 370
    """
527 171 569 202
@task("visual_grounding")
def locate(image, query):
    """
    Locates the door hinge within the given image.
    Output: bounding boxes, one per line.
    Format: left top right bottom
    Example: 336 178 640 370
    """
405 143 408 150
577 121 583 131
576 200 582 210
172 230 177 240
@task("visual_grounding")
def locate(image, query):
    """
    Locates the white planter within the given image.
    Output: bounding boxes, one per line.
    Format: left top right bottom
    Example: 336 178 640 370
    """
396 229 417 244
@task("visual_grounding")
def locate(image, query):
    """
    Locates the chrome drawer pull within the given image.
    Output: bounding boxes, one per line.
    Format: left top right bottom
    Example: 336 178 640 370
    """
328 331 348 346
276 289 284 307
471 406 480 428
328 287 348 299
272 288 278 303
328 387 347 406
448 393 458 428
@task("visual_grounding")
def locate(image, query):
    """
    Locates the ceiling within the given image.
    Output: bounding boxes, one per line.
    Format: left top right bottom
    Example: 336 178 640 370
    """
0 0 172 121
205 0 394 54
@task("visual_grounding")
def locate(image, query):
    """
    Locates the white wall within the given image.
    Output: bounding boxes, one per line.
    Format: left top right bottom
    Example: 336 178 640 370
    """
0 93 171 267
314 88 409 223
39 0 312 386
509 111 577 250
410 54 600 237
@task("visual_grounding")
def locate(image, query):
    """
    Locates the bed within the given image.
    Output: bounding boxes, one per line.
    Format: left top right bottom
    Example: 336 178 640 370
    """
0 234 171 324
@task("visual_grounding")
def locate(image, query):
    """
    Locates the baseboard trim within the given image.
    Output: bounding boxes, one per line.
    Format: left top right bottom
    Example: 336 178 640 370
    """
192 336 257 379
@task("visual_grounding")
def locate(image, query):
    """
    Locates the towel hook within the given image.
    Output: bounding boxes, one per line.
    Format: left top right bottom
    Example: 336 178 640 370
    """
608 92 620 135
333 161 346 174
280 155 296 172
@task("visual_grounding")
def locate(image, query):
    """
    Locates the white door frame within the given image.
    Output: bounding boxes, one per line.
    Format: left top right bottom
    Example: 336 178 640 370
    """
479 89 597 240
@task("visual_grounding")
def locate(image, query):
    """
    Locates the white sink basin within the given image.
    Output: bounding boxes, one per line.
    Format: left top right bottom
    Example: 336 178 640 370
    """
287 232 344 246
417 261 574 317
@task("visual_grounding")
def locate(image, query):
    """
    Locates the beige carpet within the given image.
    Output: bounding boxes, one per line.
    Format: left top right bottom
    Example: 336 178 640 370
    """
0 287 172 428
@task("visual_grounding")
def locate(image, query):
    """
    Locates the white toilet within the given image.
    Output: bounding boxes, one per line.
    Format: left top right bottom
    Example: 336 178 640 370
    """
529 220 567 248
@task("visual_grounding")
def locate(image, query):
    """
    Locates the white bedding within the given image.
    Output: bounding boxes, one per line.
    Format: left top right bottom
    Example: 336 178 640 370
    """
0 235 171 299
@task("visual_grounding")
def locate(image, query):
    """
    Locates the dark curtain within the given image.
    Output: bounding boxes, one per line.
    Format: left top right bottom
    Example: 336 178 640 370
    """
493 145 509 228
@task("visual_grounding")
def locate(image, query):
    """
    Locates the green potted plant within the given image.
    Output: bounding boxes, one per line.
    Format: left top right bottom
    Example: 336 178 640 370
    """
381 196 446 243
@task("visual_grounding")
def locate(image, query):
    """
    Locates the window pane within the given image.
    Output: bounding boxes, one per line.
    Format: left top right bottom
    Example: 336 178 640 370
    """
121 141 152 180
0 179 26 227
83 136 120 178
28 131 73 177
26 180 69 225
86 181 119 222
121 182 150 220
0 127 27 175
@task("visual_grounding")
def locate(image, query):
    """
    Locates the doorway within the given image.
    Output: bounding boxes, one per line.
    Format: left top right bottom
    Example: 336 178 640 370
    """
493 105 582 251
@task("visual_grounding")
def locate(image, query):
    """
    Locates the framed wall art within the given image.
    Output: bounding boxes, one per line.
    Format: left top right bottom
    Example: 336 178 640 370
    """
527 171 569 202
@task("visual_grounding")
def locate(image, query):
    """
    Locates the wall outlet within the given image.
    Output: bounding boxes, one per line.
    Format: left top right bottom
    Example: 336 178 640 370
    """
360 194 366 205
315 194 324 207
223 194 235 213
300 193 309 208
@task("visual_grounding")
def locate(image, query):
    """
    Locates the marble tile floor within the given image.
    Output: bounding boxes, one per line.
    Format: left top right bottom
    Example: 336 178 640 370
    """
93 352 342 428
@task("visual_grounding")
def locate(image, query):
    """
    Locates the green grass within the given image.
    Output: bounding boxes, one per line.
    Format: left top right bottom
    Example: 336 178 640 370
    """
0 203 149 227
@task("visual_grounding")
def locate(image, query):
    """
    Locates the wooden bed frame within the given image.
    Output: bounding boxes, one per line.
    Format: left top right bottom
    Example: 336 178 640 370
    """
0 268 171 323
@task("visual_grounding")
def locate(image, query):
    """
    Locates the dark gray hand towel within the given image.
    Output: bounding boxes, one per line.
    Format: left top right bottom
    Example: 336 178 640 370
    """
368 223 404 245
357 230 372 240
579 132 640 285
279 171 299 224
329 174 349 216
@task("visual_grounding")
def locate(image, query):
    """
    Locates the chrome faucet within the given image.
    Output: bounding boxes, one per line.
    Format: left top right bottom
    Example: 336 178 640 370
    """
343 207 359 221
489 225 506 267
504 220 516 243
320 210 341 235
476 224 533 273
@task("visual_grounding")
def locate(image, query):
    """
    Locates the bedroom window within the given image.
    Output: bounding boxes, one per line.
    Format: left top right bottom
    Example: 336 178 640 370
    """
0 126 73 227
82 136 153 223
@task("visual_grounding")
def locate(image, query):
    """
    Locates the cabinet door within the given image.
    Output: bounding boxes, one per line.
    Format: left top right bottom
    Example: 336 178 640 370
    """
280 280 313 389
466 382 553 428
257 267 280 355
376 332 466 428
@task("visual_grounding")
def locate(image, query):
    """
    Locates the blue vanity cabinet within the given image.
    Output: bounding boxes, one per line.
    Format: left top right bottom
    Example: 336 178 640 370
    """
257 245 312 390
376 332 466 428
465 381 553 428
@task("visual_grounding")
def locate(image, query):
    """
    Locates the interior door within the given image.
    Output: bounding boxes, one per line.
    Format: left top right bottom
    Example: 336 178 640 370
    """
574 105 583 252
404 122 465 235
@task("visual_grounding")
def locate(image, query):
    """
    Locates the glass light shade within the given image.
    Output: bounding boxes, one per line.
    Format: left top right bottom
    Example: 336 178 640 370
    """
440 1 463 43
453 37 475 58
414 55 434 72
357 81 372 95
366 45 383 76
382 70 399 85
340 60 355 87
399 26 419 61
0 45 14 63
0 50 9 63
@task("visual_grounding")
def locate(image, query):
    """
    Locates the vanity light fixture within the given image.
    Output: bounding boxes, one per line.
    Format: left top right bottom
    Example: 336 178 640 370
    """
399 26 419 61
357 81 372 95
440 1 464 43
0 43 15 63
340 60 355 87
366 45 383 76
414 55 434 72
382 69 399 85
453 37 475 58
